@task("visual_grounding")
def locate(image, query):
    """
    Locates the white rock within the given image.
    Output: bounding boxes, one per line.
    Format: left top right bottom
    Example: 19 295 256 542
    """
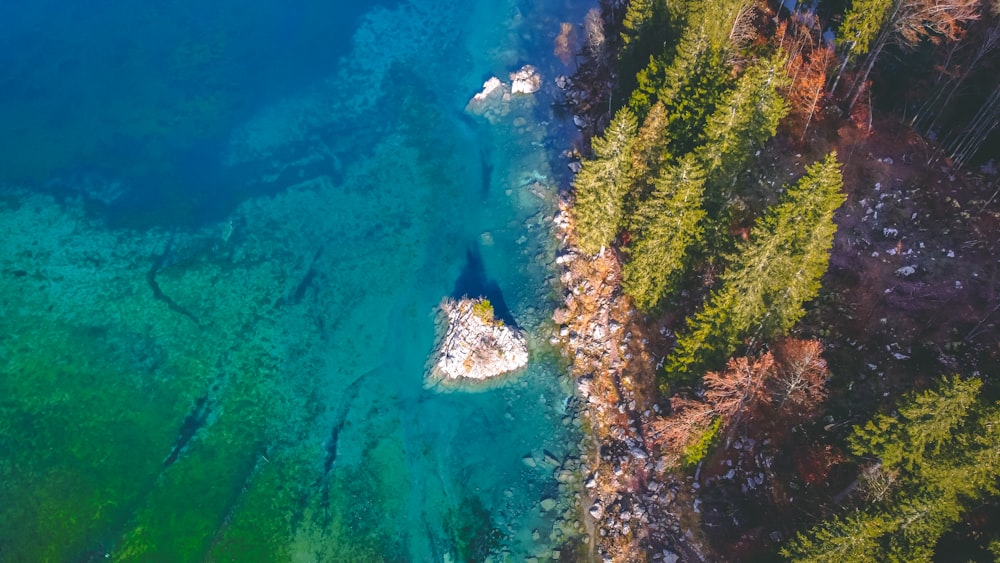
472 76 504 101
589 502 603 518
895 265 916 277
510 65 542 94
426 297 528 387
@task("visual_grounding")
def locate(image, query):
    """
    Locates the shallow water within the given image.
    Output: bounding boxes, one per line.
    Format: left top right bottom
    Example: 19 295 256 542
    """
0 0 592 560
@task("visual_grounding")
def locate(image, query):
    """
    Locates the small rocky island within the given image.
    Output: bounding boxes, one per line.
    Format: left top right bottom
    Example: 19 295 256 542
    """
426 297 528 389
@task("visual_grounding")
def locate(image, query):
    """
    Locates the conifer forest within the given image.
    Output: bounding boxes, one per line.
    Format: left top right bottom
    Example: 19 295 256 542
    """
561 0 1000 559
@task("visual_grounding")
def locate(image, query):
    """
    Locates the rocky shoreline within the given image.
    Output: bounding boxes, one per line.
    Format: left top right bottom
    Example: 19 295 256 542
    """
550 203 708 563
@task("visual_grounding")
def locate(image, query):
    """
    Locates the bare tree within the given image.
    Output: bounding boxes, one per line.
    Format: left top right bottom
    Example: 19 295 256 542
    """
704 353 775 429
842 0 982 115
910 17 1000 134
945 81 1000 167
585 8 606 60
646 396 715 465
771 338 829 418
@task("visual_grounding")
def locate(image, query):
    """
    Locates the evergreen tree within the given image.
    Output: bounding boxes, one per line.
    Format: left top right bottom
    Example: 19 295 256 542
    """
839 0 896 57
630 28 732 154
783 375 1000 563
628 0 751 152
631 101 672 181
697 52 791 209
622 0 655 46
849 375 982 471
665 153 845 381
573 107 639 255
622 155 706 311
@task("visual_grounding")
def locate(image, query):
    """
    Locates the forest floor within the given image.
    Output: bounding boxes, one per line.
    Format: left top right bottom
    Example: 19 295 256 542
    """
695 113 1000 559
557 108 1000 561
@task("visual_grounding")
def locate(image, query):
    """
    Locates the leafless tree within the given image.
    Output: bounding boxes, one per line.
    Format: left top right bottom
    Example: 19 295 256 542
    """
771 339 829 417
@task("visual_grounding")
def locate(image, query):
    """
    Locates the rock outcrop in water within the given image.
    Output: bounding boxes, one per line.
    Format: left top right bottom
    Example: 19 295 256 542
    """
465 64 543 124
510 65 541 94
427 297 528 389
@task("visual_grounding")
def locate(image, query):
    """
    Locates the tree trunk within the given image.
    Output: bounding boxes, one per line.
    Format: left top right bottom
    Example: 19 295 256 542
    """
827 49 852 96
947 83 1000 169
842 27 890 116
914 23 1000 135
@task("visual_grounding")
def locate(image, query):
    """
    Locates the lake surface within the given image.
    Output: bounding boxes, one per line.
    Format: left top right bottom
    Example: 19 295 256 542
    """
0 0 591 560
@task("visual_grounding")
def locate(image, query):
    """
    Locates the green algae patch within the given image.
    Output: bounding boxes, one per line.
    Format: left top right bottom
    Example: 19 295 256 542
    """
0 321 190 561
443 493 504 563
207 447 315 562
288 443 411 562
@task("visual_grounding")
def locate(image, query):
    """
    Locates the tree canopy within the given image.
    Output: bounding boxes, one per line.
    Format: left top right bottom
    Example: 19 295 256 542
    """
665 153 845 381
622 154 706 311
782 375 1000 563
573 107 639 255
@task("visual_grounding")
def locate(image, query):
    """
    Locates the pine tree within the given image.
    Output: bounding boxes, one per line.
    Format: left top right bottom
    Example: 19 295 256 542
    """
573 107 639 255
848 375 982 471
783 375 1000 563
622 0 655 46
665 153 845 381
630 101 672 185
839 0 896 58
630 28 732 153
622 155 706 311
697 52 791 209
628 0 752 151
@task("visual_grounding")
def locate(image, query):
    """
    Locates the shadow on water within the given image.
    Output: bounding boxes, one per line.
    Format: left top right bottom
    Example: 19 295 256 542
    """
451 245 516 327
453 111 492 198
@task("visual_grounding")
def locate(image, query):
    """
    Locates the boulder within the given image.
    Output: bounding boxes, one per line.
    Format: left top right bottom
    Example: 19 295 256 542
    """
466 77 511 123
552 308 569 325
426 297 528 389
510 65 542 94
472 76 504 101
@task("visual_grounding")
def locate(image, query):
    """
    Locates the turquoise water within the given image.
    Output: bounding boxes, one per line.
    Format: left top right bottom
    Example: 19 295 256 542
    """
0 0 591 560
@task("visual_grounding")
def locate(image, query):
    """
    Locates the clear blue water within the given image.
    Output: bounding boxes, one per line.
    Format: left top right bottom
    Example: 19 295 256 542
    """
0 0 590 560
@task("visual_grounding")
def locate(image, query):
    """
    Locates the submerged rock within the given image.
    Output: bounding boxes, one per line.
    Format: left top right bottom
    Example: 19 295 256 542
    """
426 297 528 389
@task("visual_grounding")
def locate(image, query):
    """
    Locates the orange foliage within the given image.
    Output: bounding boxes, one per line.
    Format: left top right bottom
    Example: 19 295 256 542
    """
647 396 713 463
554 22 576 66
787 45 834 140
771 338 829 421
650 340 830 462
704 353 774 425
896 0 981 46
777 13 834 141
